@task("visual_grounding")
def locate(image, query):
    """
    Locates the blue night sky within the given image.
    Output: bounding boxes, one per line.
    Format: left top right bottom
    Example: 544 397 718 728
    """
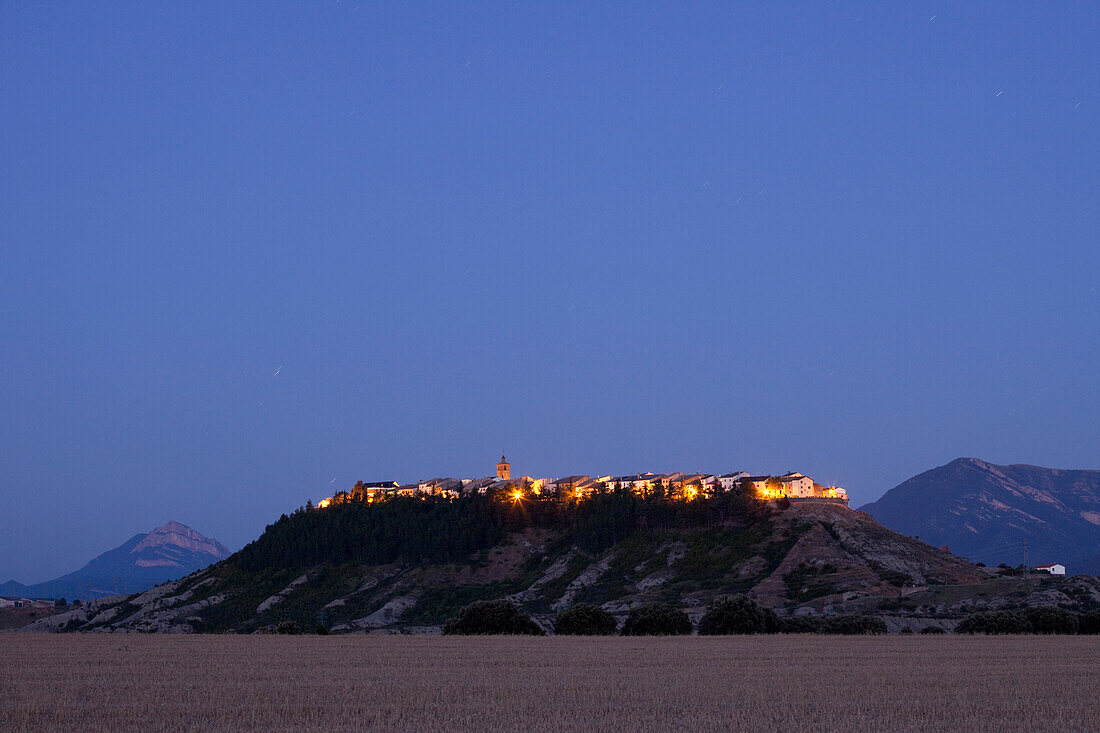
2 3 1097 583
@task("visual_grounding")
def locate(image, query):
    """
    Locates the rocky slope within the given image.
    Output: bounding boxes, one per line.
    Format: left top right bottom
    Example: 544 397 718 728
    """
860 458 1100 574
1 521 231 601
29 500 1093 635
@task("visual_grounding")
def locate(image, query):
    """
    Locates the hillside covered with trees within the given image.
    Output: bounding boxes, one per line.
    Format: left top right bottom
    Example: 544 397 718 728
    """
235 486 764 571
28 487 1100 635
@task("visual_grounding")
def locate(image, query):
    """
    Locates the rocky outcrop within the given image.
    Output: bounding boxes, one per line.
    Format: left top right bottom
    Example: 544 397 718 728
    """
507 550 578 604
337 595 419 631
19 594 130 632
257 574 310 613
551 551 619 611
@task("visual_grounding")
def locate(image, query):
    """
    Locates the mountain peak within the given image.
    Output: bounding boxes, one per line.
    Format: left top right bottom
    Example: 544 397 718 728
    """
950 457 990 469
0 521 232 601
131 521 230 559
861 458 1100 573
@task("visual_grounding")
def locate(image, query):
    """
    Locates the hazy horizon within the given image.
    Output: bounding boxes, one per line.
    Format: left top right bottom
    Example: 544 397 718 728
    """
3 3 1097 583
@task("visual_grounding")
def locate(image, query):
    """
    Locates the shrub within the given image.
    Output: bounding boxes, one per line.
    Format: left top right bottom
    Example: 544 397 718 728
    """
276 621 300 635
956 607 1085 635
777 615 826 634
777 614 886 635
783 563 840 601
621 603 693 636
442 600 544 635
697 595 779 635
956 610 1031 635
1022 606 1079 635
1078 609 1100 635
919 625 947 634
955 612 988 634
821 614 888 635
880 571 911 588
314 624 329 635
898 627 914 634
553 604 617 636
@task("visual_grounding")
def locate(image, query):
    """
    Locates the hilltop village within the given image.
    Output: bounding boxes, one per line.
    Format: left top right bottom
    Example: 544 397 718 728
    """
317 456 848 508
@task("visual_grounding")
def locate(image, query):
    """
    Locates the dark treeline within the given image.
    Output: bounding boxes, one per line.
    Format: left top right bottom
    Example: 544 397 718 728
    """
439 596 890 636
956 607 1100 635
233 487 766 572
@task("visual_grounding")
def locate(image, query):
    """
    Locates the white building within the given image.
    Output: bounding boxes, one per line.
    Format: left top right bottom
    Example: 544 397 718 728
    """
779 472 815 498
573 477 604 498
718 472 749 491
1034 563 1066 576
608 474 658 494
744 475 770 493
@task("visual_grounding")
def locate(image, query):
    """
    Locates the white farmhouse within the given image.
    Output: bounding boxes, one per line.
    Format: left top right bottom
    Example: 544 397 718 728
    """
1034 563 1066 576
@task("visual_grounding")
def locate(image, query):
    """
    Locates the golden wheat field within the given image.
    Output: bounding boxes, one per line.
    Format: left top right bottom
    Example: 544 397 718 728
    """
1 634 1097 732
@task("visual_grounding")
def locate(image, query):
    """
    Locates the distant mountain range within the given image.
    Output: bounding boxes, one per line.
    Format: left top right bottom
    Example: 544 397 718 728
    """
860 458 1100 575
0 521 230 601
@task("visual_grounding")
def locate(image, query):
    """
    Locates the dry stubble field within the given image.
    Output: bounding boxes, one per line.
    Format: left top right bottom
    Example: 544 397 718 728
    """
2 634 1097 732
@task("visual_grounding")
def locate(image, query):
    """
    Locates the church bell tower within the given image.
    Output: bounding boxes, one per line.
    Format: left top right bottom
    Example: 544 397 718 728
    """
496 454 510 480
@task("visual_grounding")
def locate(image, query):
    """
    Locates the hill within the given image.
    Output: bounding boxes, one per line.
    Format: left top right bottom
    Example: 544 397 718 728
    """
0 605 67 631
1 521 231 601
28 490 1098 635
860 458 1100 574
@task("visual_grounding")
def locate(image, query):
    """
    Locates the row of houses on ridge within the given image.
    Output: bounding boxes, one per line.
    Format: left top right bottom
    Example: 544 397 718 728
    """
315 457 850 508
